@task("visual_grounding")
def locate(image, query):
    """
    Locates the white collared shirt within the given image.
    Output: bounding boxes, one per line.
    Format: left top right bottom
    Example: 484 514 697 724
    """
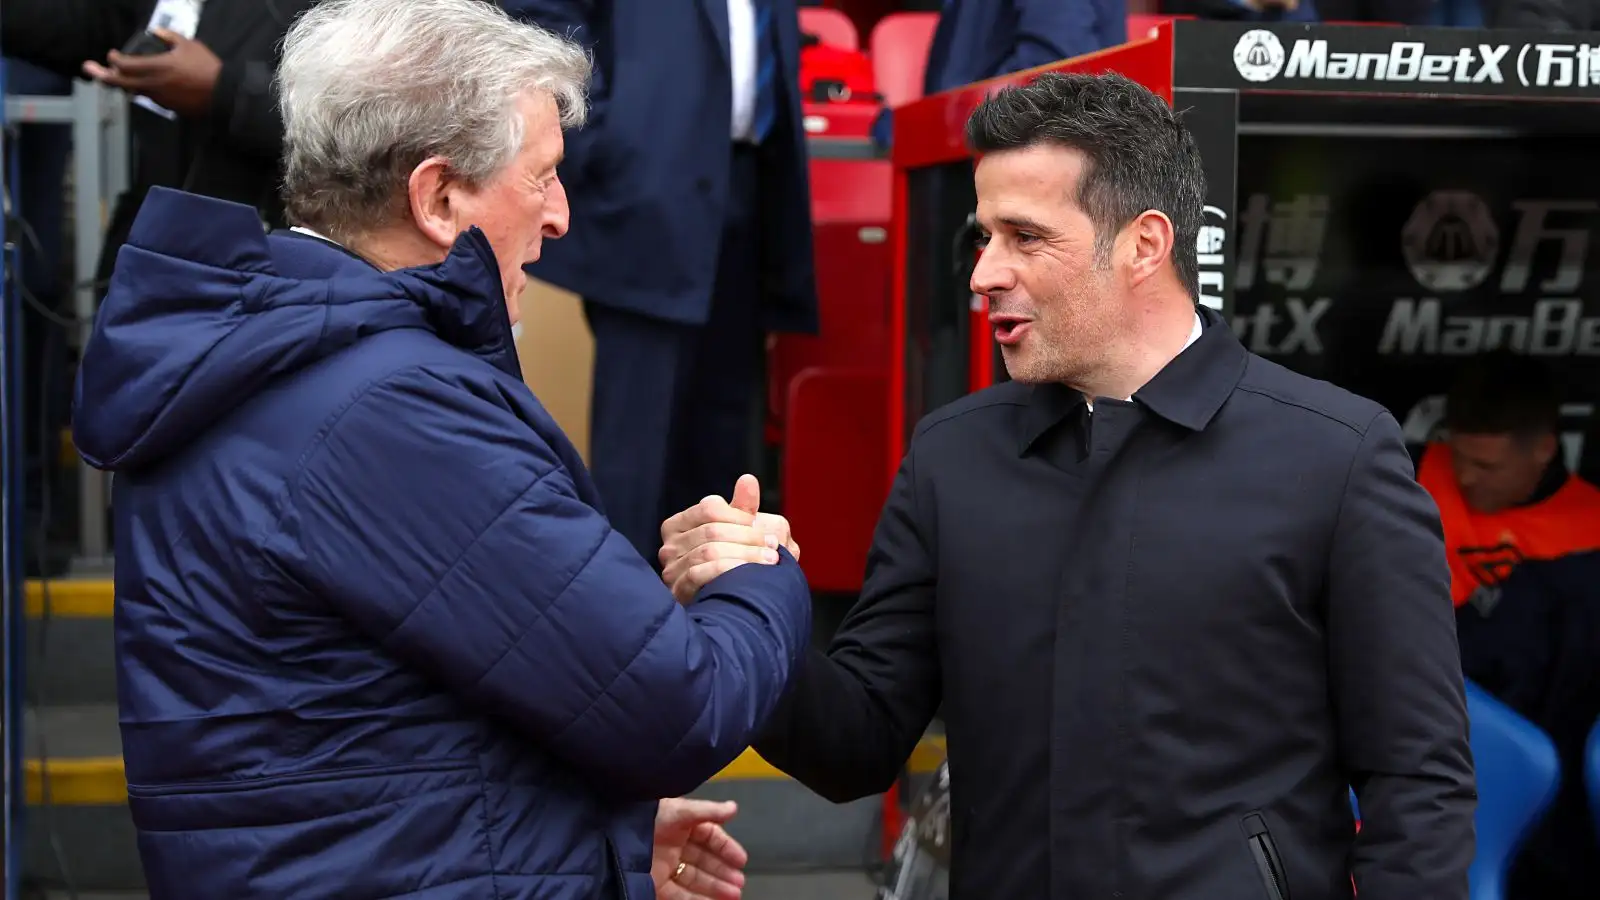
290 225 336 244
728 0 759 141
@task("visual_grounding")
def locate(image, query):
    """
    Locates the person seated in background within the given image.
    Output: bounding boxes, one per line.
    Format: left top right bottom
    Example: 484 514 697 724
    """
1416 350 1600 610
1439 354 1600 900
69 1 812 898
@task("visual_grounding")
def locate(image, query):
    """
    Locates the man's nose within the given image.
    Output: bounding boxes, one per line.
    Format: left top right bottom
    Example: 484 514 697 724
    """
545 177 571 239
970 249 1014 296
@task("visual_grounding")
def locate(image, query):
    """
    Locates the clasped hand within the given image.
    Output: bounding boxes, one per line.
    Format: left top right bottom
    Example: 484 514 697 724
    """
658 474 800 603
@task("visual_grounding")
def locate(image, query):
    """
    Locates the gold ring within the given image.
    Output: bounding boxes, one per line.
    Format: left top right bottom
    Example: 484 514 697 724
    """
673 861 687 881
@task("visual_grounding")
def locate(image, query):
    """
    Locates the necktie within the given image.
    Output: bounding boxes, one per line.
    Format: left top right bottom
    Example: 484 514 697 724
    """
751 0 778 143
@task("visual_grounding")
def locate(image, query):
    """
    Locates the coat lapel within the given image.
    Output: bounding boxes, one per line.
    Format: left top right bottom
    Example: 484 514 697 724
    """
697 0 731 67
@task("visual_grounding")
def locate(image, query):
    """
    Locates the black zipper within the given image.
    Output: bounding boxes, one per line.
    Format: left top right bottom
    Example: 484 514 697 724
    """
607 838 630 900
1243 813 1291 900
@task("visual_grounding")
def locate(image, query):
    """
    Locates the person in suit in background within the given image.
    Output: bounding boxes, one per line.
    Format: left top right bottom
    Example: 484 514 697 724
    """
506 0 819 562
1 0 314 289
3 0 314 559
920 0 1126 95
874 0 1127 149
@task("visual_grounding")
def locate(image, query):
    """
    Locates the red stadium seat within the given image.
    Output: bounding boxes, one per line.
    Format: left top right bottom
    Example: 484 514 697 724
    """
772 156 893 592
869 12 938 109
781 367 890 592
799 7 860 51
771 158 892 426
1127 14 1188 40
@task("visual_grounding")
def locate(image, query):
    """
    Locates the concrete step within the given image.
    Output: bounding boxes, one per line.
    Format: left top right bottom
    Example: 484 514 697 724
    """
24 579 117 707
23 704 140 892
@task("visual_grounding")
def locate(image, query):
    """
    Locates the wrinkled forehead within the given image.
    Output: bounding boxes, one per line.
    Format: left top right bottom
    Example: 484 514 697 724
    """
516 91 566 169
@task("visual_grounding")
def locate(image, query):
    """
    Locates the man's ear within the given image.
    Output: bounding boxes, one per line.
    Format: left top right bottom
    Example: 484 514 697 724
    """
407 156 459 250
1124 209 1174 288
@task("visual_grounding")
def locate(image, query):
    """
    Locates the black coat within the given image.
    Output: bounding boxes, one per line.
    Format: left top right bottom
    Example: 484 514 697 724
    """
757 307 1477 900
1 0 312 282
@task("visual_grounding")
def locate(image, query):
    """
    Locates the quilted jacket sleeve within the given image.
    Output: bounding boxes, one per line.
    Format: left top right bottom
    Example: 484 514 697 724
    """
281 364 812 800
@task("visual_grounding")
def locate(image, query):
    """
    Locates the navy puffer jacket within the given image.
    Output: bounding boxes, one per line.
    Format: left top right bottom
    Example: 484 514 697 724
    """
73 187 812 900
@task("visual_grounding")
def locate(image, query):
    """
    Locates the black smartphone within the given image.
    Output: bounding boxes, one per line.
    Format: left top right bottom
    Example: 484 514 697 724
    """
120 30 173 57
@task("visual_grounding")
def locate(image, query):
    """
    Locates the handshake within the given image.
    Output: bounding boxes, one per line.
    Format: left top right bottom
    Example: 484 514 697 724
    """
657 474 801 603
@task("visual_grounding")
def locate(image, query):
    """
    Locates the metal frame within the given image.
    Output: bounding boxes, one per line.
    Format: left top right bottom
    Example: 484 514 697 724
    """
4 82 129 568
1 23 22 897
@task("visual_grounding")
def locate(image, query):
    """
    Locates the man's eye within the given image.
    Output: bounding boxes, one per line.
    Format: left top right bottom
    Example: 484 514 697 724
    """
1016 232 1038 244
974 234 991 250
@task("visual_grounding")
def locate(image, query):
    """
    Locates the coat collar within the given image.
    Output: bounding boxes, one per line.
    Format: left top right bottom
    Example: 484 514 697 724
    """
1018 306 1248 455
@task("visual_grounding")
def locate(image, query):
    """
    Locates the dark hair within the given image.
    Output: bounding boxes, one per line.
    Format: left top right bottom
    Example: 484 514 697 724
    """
1444 350 1560 438
965 72 1206 300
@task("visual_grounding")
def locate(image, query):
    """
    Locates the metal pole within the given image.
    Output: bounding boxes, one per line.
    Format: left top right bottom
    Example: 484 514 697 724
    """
70 83 107 563
0 29 26 898
104 89 129 208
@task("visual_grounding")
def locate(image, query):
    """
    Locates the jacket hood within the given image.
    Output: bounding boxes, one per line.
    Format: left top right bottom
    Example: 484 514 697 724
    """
73 187 521 471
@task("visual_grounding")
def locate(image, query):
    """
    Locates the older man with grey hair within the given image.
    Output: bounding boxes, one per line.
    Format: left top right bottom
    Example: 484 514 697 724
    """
70 1 812 898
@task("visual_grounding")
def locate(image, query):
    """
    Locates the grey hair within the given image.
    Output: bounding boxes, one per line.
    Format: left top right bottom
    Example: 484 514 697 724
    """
278 0 591 242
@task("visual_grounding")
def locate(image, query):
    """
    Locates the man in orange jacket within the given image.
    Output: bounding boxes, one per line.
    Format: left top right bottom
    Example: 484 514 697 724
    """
1417 350 1600 610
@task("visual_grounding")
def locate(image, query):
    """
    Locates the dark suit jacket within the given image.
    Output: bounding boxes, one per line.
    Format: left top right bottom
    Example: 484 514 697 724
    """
2 0 311 281
505 0 819 333
924 0 1128 96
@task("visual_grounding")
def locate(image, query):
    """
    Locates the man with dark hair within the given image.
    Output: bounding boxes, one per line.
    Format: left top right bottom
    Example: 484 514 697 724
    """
1418 350 1600 606
666 71 1476 899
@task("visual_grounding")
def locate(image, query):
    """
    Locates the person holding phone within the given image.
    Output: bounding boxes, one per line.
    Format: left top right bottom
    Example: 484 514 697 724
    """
1 0 314 299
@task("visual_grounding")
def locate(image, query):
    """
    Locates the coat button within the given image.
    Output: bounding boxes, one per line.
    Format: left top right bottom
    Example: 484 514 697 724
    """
695 177 712 193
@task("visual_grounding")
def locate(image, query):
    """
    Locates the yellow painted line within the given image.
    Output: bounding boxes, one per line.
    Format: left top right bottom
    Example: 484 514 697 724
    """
712 735 946 781
21 737 947 805
905 734 949 774
25 756 127 806
24 579 115 618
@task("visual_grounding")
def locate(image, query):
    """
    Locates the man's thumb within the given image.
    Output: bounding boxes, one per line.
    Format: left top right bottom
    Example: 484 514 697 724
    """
730 473 760 516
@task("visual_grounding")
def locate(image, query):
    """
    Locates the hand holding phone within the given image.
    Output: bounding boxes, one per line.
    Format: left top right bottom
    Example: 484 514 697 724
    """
121 30 175 57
